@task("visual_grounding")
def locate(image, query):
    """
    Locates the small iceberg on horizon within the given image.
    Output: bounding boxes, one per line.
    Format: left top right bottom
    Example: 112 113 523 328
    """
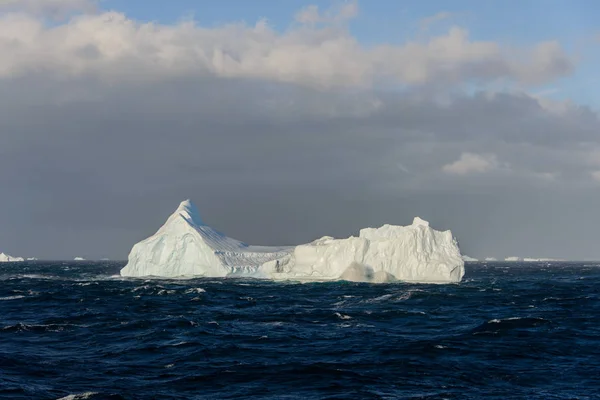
0 252 24 262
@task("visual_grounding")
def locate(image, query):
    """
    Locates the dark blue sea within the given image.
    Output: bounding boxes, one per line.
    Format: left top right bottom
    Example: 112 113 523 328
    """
0 261 599 399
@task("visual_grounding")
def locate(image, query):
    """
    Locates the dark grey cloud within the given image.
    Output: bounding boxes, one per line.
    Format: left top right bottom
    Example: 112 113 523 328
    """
1 73 600 260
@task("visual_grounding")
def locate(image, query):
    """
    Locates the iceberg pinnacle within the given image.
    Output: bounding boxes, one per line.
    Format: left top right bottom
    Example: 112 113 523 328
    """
412 217 429 227
120 200 465 283
175 199 203 226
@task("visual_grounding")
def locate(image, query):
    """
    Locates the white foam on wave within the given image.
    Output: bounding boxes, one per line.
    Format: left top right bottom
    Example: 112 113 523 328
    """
0 295 25 301
334 312 352 320
184 287 206 294
56 392 98 400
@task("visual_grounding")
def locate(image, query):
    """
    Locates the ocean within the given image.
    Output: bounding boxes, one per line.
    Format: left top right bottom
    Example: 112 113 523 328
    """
0 261 598 399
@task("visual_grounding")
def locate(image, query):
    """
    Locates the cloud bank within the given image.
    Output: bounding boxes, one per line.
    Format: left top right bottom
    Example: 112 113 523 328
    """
0 2 599 260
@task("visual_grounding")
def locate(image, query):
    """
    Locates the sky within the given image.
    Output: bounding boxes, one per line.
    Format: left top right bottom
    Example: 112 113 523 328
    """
1 0 600 260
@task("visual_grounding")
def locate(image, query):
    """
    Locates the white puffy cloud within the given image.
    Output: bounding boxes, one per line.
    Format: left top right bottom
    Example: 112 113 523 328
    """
0 0 96 17
0 4 573 88
442 153 503 175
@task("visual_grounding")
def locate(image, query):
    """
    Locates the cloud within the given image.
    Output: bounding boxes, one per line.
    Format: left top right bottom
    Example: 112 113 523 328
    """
442 153 502 175
0 0 96 17
0 3 598 260
0 74 599 260
0 6 573 88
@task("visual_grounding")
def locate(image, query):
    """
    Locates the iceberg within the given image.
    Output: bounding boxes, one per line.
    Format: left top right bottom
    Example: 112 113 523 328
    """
505 256 522 262
0 252 24 262
120 200 465 283
504 256 562 262
74 257 86 261
462 255 478 262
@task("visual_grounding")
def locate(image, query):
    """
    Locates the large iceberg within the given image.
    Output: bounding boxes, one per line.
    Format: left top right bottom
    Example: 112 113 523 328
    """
0 252 24 262
121 200 465 283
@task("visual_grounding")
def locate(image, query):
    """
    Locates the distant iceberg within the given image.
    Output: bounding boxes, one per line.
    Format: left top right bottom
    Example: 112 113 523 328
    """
504 256 564 262
121 200 465 284
506 257 562 262
505 256 522 262
74 257 86 261
484 257 498 262
462 255 478 262
26 257 38 261
0 252 24 262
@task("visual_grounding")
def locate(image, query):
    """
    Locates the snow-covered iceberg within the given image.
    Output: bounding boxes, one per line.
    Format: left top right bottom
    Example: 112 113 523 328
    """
462 255 478 262
0 252 24 262
120 200 465 283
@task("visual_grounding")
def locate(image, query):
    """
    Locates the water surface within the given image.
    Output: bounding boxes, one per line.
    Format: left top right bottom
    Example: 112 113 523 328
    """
1 261 598 399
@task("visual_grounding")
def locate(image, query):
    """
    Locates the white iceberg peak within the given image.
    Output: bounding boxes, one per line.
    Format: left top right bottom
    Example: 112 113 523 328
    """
175 199 204 225
412 217 429 227
121 200 465 284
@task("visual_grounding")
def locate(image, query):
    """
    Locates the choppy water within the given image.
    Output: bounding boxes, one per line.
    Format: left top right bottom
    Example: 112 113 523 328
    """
0 261 599 399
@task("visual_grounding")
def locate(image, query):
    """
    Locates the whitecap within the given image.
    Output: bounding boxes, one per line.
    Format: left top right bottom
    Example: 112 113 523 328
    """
0 295 25 301
334 312 352 320
56 392 98 400
185 288 206 294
